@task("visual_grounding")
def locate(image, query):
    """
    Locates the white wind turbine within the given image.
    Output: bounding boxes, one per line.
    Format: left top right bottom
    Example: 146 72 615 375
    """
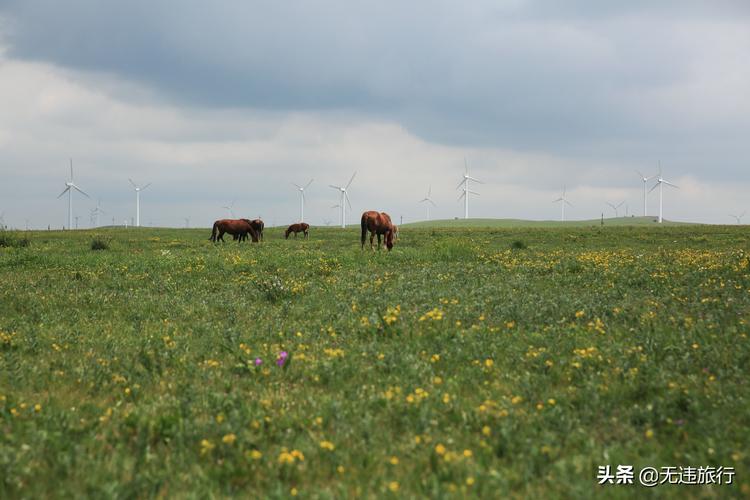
649 167 678 224
129 179 151 227
91 199 105 228
222 200 235 218
636 170 657 216
606 201 625 218
552 186 573 222
292 179 313 222
419 185 437 221
57 159 90 230
329 172 356 228
457 158 482 219
0 211 5 229
729 211 745 224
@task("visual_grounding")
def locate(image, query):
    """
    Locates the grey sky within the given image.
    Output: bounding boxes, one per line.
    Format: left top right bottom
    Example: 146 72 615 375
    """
0 1 748 228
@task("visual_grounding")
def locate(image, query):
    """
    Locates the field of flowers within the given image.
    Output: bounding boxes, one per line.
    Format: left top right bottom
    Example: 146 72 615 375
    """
1 225 748 497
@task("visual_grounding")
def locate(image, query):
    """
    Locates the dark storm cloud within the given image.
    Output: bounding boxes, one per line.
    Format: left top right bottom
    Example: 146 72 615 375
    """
1 1 749 176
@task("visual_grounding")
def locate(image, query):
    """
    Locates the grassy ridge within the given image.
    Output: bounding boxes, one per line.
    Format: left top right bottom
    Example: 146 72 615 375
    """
403 216 697 228
1 226 749 497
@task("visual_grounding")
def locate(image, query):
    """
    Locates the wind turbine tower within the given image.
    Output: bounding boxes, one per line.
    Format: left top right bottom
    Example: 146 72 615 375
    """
649 168 678 223
729 212 745 224
129 179 151 227
222 200 235 218
329 172 356 228
419 185 437 221
457 159 482 219
292 179 313 222
606 201 625 218
636 170 656 216
57 159 90 230
553 186 573 222
91 199 105 228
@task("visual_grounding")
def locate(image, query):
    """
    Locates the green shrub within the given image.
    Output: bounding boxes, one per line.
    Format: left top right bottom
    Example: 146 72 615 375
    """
0 231 30 248
91 237 110 251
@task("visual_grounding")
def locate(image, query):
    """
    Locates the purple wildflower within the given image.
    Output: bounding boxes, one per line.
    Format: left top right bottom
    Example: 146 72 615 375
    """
254 358 263 366
276 351 289 367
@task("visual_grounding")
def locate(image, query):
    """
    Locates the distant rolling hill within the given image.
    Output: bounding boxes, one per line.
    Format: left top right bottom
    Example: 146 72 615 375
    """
401 216 698 228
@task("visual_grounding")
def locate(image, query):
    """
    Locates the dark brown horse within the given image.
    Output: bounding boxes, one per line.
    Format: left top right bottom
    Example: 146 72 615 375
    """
361 211 395 251
238 219 264 242
285 222 310 239
210 219 258 243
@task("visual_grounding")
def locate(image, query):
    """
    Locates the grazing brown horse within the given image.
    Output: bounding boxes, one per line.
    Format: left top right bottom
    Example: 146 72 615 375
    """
238 219 264 242
285 222 310 239
210 219 258 243
361 211 396 251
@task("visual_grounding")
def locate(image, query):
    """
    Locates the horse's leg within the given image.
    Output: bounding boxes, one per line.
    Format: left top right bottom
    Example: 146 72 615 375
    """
370 232 375 250
377 233 382 250
218 229 225 242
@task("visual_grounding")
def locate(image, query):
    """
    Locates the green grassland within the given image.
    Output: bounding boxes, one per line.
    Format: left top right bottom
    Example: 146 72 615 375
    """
1 225 749 498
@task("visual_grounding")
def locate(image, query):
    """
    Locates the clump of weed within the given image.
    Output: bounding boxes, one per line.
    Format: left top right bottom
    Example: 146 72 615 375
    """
91 237 110 251
0 231 30 248
256 275 290 301
510 240 527 250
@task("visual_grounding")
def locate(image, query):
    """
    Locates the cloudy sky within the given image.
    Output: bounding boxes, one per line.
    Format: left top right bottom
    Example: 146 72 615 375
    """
1 1 748 229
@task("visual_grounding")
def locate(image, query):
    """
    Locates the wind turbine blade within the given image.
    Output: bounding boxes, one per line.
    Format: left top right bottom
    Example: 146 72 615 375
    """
345 191 352 210
304 179 313 189
456 178 466 190
636 170 645 179
458 192 466 201
419 198 428 203
70 159 74 180
329 185 341 190
616 201 624 209
292 182 301 189
648 182 660 193
606 202 615 209
565 201 574 207
429 199 437 207
468 190 480 196
331 204 340 209
73 185 91 198
141 183 151 191
741 211 747 218
345 172 356 189
464 157 468 174
301 190 306 201
466 176 483 184
129 178 137 189
57 187 71 198
427 185 432 197
661 180 678 188
552 197 563 203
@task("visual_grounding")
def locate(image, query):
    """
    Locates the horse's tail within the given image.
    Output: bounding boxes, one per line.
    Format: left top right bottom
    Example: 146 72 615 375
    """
210 221 218 241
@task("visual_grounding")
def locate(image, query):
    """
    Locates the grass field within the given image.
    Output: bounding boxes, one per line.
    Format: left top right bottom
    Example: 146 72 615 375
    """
1 224 749 497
